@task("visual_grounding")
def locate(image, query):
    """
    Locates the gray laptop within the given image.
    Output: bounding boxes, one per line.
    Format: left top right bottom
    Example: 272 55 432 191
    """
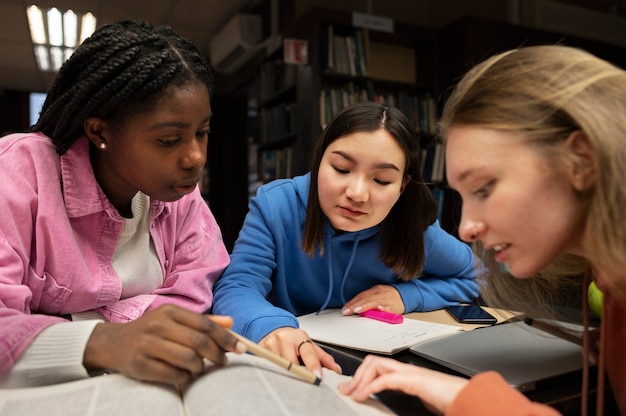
409 321 584 392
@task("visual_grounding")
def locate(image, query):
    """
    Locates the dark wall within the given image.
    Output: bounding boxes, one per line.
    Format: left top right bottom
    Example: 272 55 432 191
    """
208 94 249 252
0 90 30 136
436 16 626 95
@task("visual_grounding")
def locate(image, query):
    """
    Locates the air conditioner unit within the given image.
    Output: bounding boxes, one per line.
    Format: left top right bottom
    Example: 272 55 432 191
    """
210 14 262 74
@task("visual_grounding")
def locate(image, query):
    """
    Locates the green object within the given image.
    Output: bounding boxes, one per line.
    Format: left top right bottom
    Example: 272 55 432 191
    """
588 281 603 318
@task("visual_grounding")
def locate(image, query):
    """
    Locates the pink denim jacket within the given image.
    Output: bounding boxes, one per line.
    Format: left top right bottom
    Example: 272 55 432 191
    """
0 132 229 376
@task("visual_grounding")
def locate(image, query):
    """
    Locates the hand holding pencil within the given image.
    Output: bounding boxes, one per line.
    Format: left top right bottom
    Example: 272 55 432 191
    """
225 328 322 385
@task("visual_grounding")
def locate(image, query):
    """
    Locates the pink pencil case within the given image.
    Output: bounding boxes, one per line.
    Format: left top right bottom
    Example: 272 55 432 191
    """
359 309 404 324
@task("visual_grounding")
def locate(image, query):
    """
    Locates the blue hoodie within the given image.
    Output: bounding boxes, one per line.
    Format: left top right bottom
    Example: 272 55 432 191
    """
212 173 479 343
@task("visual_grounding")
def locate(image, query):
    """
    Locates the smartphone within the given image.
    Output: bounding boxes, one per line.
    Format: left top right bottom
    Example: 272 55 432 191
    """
445 304 497 324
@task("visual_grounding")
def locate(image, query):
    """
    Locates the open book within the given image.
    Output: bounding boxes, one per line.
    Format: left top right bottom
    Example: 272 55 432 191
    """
298 309 464 355
0 353 393 416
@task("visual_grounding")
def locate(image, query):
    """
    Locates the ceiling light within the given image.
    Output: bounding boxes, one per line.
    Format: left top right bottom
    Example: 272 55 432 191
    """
26 5 97 72
63 10 77 47
26 6 46 44
46 8 63 46
80 13 97 44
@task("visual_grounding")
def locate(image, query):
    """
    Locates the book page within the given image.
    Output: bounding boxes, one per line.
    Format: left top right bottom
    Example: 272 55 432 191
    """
183 353 393 415
0 374 182 416
298 309 463 354
0 353 393 416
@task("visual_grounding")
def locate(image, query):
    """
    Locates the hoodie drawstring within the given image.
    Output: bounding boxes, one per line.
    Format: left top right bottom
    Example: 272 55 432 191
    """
318 239 334 314
339 239 360 304
317 232 361 314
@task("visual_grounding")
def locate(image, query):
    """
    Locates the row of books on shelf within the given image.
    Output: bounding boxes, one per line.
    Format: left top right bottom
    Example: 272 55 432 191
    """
258 102 297 144
321 24 368 77
257 59 297 103
421 139 445 183
259 147 293 184
319 83 436 134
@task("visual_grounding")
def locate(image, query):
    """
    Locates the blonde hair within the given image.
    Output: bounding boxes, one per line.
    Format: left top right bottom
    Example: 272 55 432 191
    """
438 45 626 320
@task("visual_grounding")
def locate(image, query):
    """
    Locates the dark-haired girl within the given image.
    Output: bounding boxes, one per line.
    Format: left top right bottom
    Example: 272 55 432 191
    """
0 21 243 388
212 102 479 379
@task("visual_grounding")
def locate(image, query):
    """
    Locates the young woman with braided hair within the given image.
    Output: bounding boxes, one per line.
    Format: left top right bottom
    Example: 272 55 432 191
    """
0 20 245 388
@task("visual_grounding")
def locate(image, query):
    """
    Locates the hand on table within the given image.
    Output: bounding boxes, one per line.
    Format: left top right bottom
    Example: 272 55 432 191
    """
83 304 245 385
260 327 342 380
341 284 405 316
338 355 469 415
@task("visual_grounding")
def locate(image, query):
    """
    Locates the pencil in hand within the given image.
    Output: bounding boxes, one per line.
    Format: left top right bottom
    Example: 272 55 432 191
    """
225 328 322 386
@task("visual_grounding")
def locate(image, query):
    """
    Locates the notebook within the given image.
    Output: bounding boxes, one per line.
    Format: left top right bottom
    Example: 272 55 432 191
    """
297 309 464 355
409 321 584 392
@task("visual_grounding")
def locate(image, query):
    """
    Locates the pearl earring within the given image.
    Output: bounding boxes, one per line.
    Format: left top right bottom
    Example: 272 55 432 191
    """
99 143 107 149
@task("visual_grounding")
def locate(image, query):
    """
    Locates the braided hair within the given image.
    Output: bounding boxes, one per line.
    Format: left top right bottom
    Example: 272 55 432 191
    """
33 20 214 154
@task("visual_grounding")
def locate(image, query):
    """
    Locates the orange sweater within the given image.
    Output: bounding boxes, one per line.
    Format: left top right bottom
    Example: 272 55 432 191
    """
447 298 625 415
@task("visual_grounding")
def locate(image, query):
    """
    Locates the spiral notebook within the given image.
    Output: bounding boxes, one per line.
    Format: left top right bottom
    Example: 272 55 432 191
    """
409 321 584 392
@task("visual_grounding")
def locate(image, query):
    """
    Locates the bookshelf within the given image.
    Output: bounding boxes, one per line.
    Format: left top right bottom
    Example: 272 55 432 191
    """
247 47 314 199
306 9 438 129
248 7 441 175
